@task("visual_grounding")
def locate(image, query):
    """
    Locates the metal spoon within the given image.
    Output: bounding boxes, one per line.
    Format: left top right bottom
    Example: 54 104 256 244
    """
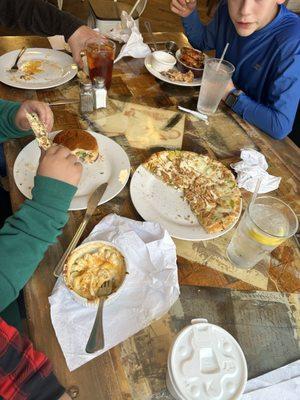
144 21 158 52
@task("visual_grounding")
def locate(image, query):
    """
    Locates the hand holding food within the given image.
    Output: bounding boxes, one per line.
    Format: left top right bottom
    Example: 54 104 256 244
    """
37 145 83 187
15 100 53 132
170 0 197 18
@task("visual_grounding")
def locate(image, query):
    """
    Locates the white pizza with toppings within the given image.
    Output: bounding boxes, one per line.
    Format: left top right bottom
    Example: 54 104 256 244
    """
143 150 241 233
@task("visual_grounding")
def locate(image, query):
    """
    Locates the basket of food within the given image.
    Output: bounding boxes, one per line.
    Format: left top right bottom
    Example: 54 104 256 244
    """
175 47 205 78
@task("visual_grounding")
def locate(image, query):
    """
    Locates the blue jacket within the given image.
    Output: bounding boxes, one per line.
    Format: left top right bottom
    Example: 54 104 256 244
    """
182 2 300 139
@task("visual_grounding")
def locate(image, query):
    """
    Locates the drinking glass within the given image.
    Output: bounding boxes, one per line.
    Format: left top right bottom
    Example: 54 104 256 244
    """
197 58 235 115
85 38 116 90
227 196 298 269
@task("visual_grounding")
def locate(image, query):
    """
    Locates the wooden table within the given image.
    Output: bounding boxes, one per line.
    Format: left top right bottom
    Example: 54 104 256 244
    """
2 34 300 399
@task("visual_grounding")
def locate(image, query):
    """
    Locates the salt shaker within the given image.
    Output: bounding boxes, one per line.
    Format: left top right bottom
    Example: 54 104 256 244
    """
93 77 107 109
80 81 93 113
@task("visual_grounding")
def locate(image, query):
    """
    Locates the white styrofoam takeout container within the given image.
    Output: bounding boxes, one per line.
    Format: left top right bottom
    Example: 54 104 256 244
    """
166 318 248 400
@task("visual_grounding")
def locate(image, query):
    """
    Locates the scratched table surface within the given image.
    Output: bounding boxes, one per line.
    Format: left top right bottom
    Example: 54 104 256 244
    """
2 34 300 399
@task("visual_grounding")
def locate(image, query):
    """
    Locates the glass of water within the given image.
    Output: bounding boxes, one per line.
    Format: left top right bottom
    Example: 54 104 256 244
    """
197 58 235 115
227 196 298 269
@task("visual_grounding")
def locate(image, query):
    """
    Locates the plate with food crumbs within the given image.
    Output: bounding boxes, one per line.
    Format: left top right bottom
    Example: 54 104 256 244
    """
144 53 202 87
0 48 77 89
13 130 131 210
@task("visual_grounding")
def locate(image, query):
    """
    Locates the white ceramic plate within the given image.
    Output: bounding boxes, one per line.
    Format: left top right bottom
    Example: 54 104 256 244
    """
130 165 241 241
13 131 131 210
144 53 202 87
0 48 77 89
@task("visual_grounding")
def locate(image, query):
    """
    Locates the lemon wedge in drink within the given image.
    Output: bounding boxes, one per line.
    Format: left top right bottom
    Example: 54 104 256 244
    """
247 227 286 246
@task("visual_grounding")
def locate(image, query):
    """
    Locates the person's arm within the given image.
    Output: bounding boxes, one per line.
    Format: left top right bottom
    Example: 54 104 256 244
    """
0 99 54 143
0 0 82 41
0 317 65 400
182 7 221 51
170 0 223 51
230 45 300 139
0 100 32 142
0 175 76 312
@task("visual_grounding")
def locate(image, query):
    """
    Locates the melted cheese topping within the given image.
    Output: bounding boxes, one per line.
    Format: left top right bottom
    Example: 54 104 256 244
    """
65 243 126 301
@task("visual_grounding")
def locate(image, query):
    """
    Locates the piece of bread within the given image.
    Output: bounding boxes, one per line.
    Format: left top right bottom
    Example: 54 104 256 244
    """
53 129 99 164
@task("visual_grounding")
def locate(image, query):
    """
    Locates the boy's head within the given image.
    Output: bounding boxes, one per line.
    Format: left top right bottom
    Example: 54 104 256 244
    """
228 0 285 37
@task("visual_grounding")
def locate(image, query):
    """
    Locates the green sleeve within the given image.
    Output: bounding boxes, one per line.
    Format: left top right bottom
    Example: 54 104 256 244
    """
0 99 32 143
0 175 76 312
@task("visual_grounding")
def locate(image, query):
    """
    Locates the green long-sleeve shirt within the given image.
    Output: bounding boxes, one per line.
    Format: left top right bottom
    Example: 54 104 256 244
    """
0 100 76 314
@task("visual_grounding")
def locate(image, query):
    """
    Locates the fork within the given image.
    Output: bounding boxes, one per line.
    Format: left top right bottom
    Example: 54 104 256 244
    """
85 279 114 353
8 47 26 72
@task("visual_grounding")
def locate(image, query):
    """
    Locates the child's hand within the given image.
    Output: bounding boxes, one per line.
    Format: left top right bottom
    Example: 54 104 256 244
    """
170 0 197 18
37 145 83 187
15 100 54 132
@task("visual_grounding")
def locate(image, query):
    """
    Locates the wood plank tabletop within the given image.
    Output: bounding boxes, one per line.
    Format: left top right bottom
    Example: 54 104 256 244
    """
1 34 300 399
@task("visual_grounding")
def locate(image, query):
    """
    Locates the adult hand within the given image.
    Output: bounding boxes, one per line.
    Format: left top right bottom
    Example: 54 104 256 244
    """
37 145 83 187
15 100 53 132
170 0 197 18
67 25 101 68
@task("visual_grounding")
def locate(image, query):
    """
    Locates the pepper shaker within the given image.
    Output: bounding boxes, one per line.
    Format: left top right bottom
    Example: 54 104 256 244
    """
80 81 94 113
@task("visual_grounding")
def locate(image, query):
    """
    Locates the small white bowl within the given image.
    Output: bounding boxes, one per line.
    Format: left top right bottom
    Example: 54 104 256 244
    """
63 240 128 308
151 51 176 72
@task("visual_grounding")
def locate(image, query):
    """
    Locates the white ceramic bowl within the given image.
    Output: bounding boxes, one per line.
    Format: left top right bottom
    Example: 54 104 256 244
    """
63 240 128 308
151 51 176 72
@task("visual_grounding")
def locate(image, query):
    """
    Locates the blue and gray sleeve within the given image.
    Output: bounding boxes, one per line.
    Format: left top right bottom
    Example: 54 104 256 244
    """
233 42 300 139
181 7 221 51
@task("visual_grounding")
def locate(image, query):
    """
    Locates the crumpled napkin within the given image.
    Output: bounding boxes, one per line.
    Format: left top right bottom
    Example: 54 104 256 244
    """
49 214 179 371
106 10 135 43
231 148 281 193
111 11 151 63
242 360 300 399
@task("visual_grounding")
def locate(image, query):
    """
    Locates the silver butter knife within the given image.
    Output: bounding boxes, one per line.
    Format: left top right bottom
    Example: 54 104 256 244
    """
48 99 79 106
161 112 182 131
53 182 108 277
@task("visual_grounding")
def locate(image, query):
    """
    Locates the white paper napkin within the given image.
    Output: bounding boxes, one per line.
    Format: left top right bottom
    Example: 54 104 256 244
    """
48 28 100 51
111 11 151 63
242 360 300 399
49 214 179 371
231 148 281 193
47 35 67 51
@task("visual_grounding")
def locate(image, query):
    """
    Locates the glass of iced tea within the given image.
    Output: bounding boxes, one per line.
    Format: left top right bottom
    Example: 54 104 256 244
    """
85 38 116 90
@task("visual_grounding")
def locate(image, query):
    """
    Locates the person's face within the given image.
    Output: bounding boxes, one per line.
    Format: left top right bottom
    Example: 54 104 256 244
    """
228 0 285 37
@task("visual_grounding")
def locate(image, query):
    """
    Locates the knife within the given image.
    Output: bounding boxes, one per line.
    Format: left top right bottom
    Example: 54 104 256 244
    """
161 112 183 131
53 182 108 277
48 99 79 106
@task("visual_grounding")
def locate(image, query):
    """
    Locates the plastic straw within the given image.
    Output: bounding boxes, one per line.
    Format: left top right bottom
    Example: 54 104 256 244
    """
250 177 262 208
129 0 142 16
217 42 229 71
